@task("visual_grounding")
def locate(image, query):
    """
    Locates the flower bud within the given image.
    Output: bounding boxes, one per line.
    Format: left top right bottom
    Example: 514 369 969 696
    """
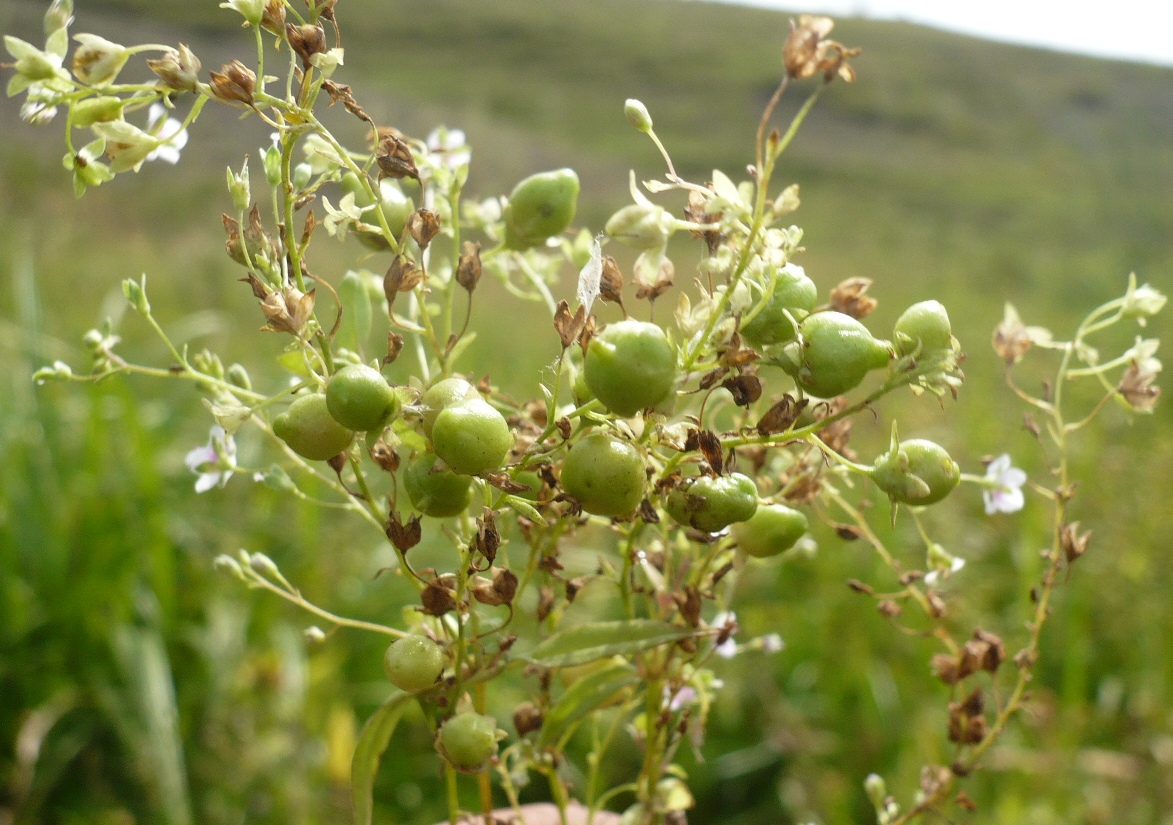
71 34 129 86
227 160 251 213
604 203 676 249
219 0 264 26
292 162 312 190
213 554 247 581
263 143 282 186
624 98 653 133
1121 272 1166 322
44 0 74 37
864 773 887 808
147 44 201 93
303 626 327 644
71 95 123 128
122 276 150 315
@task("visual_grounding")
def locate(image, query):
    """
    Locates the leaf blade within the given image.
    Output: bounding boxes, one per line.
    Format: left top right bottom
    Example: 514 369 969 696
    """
528 620 692 668
352 691 414 825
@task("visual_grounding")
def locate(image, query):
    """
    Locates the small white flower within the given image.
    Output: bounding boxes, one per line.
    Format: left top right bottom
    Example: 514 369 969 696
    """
710 610 738 658
714 638 738 659
425 127 470 170
983 453 1026 515
145 103 188 165
923 556 965 587
760 633 785 654
185 425 237 493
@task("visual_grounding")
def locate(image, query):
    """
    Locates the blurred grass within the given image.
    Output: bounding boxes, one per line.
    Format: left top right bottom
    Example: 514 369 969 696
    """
1 0 1172 823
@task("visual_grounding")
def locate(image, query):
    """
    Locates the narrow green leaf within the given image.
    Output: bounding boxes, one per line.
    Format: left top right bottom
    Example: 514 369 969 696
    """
528 620 692 668
352 691 414 825
539 659 639 749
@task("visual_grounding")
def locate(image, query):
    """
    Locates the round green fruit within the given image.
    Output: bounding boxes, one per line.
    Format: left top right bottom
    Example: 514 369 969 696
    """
383 635 445 693
437 712 499 773
741 266 818 347
561 433 646 518
273 393 354 461
326 364 398 432
503 168 580 250
782 311 891 398
403 453 473 517
419 377 479 438
870 438 960 505
666 473 759 533
732 503 809 558
894 300 953 356
431 398 514 475
584 320 676 417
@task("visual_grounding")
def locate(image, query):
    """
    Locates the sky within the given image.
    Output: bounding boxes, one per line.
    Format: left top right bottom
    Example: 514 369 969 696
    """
702 0 1173 67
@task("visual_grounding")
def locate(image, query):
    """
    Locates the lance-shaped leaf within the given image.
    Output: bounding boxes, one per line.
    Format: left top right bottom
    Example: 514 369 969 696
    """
352 691 414 825
539 659 640 749
528 620 692 668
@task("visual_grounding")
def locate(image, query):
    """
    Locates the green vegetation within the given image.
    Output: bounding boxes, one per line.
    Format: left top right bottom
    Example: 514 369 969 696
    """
1 1 1170 823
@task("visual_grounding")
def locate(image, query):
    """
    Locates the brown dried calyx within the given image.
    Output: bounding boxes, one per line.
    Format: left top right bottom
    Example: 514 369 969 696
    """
375 129 420 182
209 60 256 106
287 23 327 66
829 276 877 319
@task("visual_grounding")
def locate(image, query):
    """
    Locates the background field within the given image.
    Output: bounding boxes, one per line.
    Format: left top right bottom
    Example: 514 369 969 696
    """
1 0 1171 823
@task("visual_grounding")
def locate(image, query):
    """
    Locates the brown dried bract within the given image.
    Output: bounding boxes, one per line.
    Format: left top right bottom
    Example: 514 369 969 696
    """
553 300 587 350
634 257 674 302
384 332 405 366
385 509 422 552
223 214 247 265
473 509 500 565
260 285 316 336
455 242 482 293
472 568 518 607
321 79 373 125
513 703 544 736
421 579 457 616
756 394 807 435
376 131 420 181
722 373 762 406
369 440 399 473
674 586 702 628
286 23 326 66
829 276 877 319
600 256 625 307
408 209 441 250
1060 521 1092 563
383 256 424 311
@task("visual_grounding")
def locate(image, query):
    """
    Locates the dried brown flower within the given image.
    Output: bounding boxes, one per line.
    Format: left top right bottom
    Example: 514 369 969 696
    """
783 15 860 83
146 44 201 93
1118 357 1161 412
829 276 877 319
